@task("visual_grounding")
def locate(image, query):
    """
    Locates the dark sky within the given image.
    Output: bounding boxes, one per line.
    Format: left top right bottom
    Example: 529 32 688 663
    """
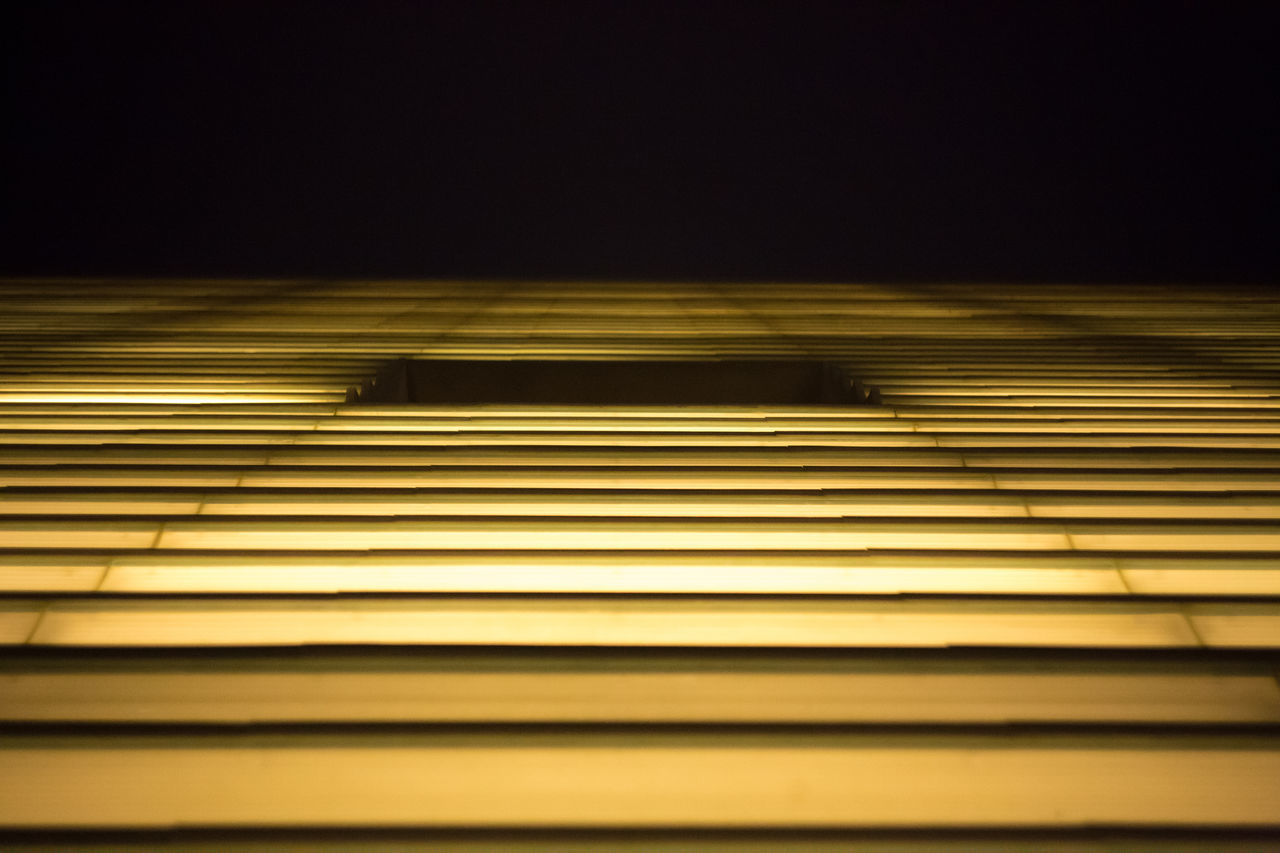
3 1 1276 283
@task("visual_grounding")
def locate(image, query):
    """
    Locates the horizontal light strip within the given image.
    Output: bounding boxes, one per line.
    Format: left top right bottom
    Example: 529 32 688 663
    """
4 743 1280 826
4 416 1280 434
1120 558 1280 595
0 393 343 404
4 671 1276 724
0 605 40 643
4 447 1280 469
0 448 972 467
0 555 106 591
8 467 1280 491
0 432 945 448
0 518 1091 551
4 402 1280 420
88 553 1128 595
92 518 1280 552
24 598 1214 648
5 490 1280 520
7 431 1280 449
0 490 1033 518
9 554 1280 596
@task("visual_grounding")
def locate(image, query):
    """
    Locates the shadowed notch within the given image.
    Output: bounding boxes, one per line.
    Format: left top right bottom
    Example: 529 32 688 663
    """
346 359 881 406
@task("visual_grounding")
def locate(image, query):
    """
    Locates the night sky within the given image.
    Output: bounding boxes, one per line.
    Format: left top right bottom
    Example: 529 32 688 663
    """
4 1 1276 284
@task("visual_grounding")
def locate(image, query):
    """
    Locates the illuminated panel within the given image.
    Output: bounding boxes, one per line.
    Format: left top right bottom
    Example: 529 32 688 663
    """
1066 524 1280 552
938 433 1280 449
0 493 203 515
286 431 940 446
0 448 269 465
1121 558 1280 595
885 395 1280 408
0 430 300 446
1186 604 1280 648
260 447 969 467
149 519 1075 551
1027 494 1280 519
0 392 340 403
0 603 42 643
0 489 1029 514
3 672 1277 723
914 418 1280 434
0 488 1092 515
27 598 1202 647
1 742 1277 827
237 468 1001 489
0 468 244 487
995 471 1280 491
0 445 976 466
96 553 1127 594
0 520 160 548
0 555 108 592
963 450 1280 468
189 490 1031 517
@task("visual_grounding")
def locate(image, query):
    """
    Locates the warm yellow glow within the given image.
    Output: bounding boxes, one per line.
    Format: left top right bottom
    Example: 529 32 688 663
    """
0 393 341 404
236 468 1000 489
146 519 1077 551
0 556 108 592
27 598 1207 647
0 552 1264 597
189 492 1032 518
1121 558 1280 595
1186 604 1280 647
5 278 1280 835
2 745 1279 827
4 489 1280 520
4 671 1276 723
0 604 42 643
0 520 160 549
93 553 1126 594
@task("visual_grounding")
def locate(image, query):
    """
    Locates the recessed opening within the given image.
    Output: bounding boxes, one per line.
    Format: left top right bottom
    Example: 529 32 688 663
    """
347 360 880 406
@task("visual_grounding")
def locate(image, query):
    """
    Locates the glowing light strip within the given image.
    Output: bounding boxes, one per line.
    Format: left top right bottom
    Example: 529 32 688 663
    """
27 598 1215 647
4 671 1275 723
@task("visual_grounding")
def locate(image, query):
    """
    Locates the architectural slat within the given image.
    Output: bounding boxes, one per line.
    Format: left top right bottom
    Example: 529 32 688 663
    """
25 597 1210 648
2 740 1279 828
85 552 1129 595
3 489 1280 519
7 670 1280 724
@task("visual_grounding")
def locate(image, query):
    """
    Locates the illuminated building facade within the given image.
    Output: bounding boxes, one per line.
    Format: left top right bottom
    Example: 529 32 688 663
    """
0 278 1278 846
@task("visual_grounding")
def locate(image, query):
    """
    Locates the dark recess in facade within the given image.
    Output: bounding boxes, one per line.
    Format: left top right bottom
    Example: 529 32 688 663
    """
347 360 882 406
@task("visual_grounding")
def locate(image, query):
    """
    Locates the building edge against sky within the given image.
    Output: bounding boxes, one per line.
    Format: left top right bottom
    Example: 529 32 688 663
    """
0 278 1278 846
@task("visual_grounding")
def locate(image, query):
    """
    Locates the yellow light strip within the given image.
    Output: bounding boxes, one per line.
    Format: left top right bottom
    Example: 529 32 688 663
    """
8 429 1280 448
4 671 1275 723
4 489 1280 519
91 553 1125 595
8 554 1279 597
0 611 40 643
10 466 1280 491
145 519 1077 551
27 598 1208 648
0 393 342 404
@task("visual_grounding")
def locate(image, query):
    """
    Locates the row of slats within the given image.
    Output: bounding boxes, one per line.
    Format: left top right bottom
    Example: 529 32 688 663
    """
6 552 1280 595
1 278 1279 845
2 597 1278 647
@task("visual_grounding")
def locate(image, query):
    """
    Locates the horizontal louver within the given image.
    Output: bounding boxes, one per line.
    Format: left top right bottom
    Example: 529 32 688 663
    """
1 279 1278 847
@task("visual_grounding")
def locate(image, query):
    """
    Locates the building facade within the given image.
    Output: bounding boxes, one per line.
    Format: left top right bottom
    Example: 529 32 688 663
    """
1 278 1278 847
